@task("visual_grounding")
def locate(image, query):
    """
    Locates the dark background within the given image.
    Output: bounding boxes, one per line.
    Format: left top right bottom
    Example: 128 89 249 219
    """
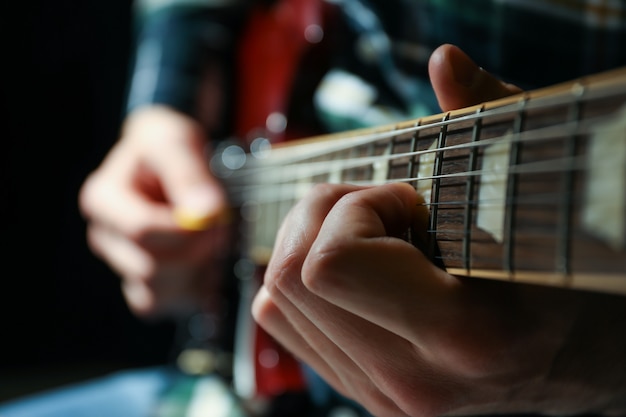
0 1 177 402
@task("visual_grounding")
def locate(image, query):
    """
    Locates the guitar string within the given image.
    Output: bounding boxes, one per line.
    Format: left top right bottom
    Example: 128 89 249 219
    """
257 174 624 258
228 77 626 173
237 199 625 275
223 112 620 196
223 136 608 203
228 115 593 181
228 118 624 264
227 77 626 273
238 189 623 265
226 157 590 205
238 192 620 237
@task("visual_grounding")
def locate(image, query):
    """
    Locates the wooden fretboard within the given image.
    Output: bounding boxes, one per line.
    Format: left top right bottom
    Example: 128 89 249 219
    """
219 67 626 296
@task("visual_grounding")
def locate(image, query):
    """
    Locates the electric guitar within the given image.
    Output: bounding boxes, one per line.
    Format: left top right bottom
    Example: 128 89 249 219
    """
215 0 626 409
224 67 626 409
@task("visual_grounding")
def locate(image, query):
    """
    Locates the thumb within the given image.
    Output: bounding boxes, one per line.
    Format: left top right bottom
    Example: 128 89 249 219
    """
428 44 522 112
138 109 229 231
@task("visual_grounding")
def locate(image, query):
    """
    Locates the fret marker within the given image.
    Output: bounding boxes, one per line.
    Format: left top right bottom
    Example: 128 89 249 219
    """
373 142 392 184
327 151 343 184
416 141 436 203
477 137 512 243
583 106 626 250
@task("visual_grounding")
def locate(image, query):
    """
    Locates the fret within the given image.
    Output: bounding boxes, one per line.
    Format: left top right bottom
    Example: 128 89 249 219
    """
556 83 585 278
407 120 421 179
385 131 399 181
276 166 290 246
503 97 528 275
463 106 484 271
390 129 399 156
235 66 626 295
326 147 343 184
344 146 360 182
365 141 376 183
341 141 373 183
428 113 450 261
406 120 421 248
373 137 394 184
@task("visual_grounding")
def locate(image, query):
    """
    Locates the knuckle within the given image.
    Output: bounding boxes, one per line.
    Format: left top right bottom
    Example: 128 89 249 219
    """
300 239 347 295
308 182 341 199
305 183 357 207
133 261 158 285
123 221 157 247
77 174 100 218
84 226 104 257
122 283 159 318
251 289 278 327
264 248 305 295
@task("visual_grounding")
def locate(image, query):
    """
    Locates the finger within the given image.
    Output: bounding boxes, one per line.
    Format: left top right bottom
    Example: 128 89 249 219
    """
121 269 204 318
264 183 456 415
300 183 461 345
297 184 529 379
267 184 363 284
80 145 228 253
262 183 407 412
87 224 163 316
86 223 154 282
270 251 458 417
129 107 229 230
253 284 407 417
428 44 522 112
87 220 229 283
78 134 184 239
87 223 224 316
251 286 347 394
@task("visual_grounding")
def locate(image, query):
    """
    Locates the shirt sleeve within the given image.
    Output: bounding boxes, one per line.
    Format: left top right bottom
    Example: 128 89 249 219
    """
125 0 250 118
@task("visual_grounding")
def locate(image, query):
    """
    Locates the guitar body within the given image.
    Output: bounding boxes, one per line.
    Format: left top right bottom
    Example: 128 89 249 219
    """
235 0 336 145
232 0 338 404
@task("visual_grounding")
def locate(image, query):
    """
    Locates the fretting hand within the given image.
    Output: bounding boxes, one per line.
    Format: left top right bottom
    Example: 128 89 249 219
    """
252 45 626 416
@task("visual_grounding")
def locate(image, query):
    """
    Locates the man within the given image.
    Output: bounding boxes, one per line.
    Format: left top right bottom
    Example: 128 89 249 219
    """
80 0 626 415
3 0 624 416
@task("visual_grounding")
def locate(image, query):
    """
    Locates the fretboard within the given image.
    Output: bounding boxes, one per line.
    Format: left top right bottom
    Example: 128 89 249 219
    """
220 67 626 295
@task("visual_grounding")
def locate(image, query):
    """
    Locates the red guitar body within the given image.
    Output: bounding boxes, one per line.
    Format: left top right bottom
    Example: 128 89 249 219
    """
234 0 337 401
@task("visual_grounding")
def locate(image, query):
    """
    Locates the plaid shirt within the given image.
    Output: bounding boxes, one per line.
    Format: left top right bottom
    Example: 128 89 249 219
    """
126 0 626 126
387 0 626 87
318 0 626 129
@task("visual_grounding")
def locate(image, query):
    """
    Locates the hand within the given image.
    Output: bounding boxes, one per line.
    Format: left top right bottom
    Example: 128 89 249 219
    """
251 45 626 416
79 105 230 318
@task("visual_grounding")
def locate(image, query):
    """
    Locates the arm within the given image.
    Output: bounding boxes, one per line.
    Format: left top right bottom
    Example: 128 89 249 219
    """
126 0 247 126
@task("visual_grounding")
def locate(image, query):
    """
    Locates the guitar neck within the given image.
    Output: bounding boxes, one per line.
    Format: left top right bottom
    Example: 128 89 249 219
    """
222 67 626 295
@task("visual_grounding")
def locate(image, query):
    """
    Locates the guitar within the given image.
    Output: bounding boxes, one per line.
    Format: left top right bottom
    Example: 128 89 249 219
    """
230 64 626 282
210 0 626 409
219 65 626 405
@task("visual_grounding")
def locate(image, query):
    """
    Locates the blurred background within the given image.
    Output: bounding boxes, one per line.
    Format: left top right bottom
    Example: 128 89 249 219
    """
0 1 177 402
